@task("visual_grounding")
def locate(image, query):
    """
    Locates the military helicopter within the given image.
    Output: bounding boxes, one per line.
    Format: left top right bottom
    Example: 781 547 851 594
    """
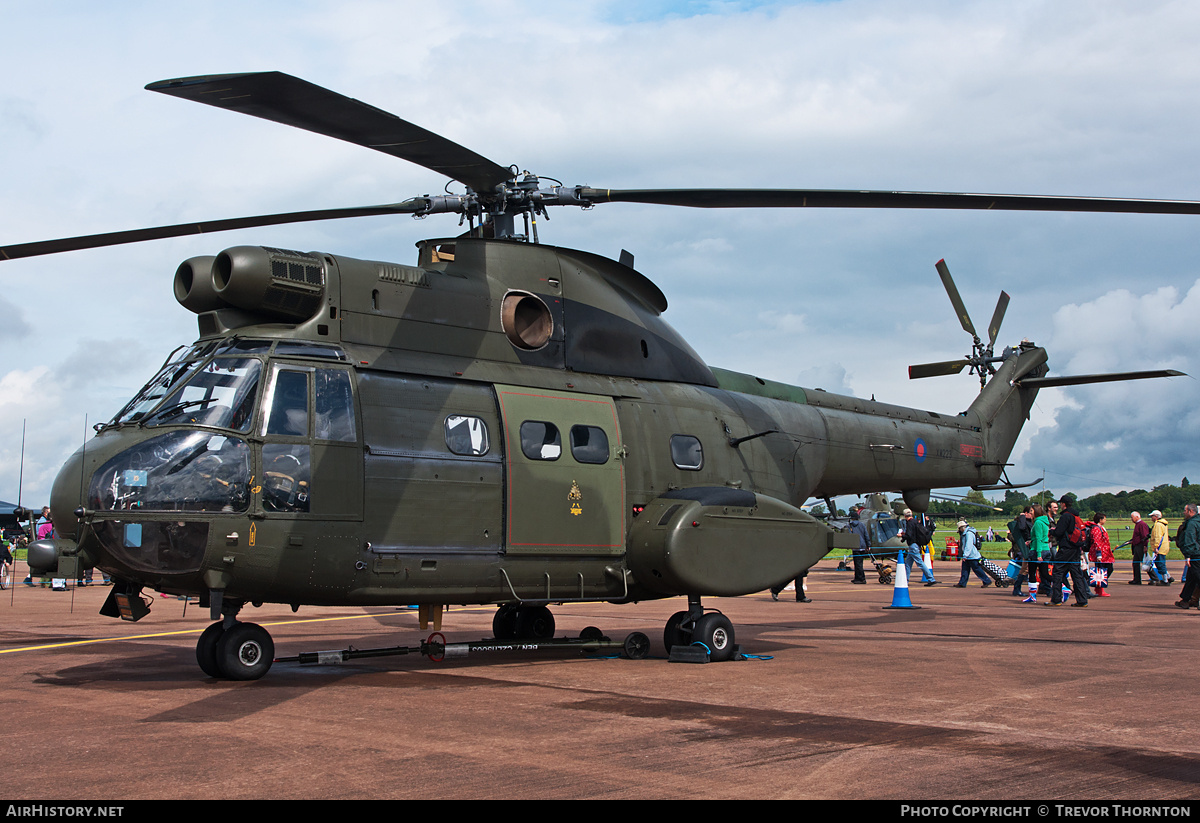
4 72 1189 679
822 491 993 582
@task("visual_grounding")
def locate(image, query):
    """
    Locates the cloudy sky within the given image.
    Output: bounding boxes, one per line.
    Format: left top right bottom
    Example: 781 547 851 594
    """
1 0 1197 508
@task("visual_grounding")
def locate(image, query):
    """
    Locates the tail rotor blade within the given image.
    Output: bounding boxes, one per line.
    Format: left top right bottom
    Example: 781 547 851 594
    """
987 291 1010 349
909 359 970 380
935 259 977 338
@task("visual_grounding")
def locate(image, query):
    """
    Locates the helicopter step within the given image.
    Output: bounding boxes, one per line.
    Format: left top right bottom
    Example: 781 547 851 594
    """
275 627 652 668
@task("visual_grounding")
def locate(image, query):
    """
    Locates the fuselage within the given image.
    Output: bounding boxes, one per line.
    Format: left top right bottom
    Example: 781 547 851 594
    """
45 237 1046 609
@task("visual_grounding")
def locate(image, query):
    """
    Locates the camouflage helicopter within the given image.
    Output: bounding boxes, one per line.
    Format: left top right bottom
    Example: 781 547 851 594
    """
4 72 1188 680
822 491 996 583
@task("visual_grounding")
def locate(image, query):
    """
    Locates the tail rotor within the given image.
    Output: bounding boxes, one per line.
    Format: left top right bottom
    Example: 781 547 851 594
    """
909 259 1010 388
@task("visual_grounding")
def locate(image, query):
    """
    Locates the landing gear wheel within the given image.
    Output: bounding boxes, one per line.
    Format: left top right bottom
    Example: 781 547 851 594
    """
663 610 690 652
492 604 519 639
514 605 555 639
196 621 225 678
622 632 650 660
214 622 275 681
579 626 605 641
692 613 736 662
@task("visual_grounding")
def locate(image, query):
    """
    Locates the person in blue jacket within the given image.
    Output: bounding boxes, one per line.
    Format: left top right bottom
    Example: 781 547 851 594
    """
954 520 991 588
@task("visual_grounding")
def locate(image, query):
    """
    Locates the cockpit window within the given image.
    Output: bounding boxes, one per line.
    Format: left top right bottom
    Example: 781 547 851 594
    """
110 343 214 426
266 369 310 437
89 430 251 513
869 515 900 544
274 342 346 360
314 369 356 442
141 357 262 432
214 339 273 355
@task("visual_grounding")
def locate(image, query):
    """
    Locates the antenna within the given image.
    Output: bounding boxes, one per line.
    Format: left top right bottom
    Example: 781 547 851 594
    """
12 420 24 604
16 419 24 514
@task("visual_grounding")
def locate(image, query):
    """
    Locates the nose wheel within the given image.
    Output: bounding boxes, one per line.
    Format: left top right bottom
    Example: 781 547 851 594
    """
195 620 275 680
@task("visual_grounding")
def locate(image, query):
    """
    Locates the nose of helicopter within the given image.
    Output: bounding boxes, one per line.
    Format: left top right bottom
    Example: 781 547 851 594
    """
48 443 89 543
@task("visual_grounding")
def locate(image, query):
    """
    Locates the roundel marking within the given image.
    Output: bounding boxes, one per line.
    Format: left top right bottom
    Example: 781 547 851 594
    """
914 438 927 463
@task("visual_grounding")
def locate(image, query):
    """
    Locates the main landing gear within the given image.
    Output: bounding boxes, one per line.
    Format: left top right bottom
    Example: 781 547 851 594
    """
492 603 556 640
662 595 737 662
492 598 737 660
196 601 275 680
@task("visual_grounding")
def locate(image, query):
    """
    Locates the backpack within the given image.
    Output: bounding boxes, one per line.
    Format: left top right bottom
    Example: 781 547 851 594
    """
914 517 933 546
1066 512 1086 548
1008 516 1029 551
1082 522 1097 554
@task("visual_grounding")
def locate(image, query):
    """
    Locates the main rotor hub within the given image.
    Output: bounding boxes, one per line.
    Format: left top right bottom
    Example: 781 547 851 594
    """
410 173 595 239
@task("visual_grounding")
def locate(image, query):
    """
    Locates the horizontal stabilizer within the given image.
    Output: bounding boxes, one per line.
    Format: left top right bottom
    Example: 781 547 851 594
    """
1016 369 1185 388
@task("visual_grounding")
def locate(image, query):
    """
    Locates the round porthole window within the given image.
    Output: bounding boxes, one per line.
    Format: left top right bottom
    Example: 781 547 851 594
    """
501 291 553 350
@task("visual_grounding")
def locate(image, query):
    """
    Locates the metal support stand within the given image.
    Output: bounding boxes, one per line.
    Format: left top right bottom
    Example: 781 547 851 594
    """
418 603 444 630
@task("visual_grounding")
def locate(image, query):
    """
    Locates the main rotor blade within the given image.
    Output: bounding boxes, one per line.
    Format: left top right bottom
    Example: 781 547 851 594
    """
1017 369 1186 388
576 187 1200 215
987 291 1010 349
147 72 514 193
935 259 977 338
908 359 970 380
0 201 427 261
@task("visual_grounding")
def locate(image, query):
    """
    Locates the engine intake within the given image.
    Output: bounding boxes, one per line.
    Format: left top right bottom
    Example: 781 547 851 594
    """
212 246 327 321
173 255 225 314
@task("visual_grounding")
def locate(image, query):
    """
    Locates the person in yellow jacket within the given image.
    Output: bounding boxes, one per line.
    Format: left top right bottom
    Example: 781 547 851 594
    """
1149 510 1173 585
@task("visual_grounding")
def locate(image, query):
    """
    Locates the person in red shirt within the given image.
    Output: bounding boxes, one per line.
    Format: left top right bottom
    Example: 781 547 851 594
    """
1089 512 1114 597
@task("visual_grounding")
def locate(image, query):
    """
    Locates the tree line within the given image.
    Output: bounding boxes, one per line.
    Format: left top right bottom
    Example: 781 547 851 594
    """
925 479 1195 519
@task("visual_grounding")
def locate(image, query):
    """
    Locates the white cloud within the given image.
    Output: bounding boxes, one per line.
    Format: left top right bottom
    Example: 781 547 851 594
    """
1016 278 1200 494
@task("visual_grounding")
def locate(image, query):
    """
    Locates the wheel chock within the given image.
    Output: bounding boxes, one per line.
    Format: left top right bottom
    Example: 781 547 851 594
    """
669 644 712 663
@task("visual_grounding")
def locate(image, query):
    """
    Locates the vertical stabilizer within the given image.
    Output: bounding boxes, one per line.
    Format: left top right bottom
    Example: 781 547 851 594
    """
965 344 1048 484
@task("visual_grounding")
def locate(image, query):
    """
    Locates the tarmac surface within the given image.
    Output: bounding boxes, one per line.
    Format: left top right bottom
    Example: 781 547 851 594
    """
2 558 1199 801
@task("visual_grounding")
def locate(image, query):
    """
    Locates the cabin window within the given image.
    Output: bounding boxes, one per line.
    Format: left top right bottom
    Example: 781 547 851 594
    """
445 415 490 456
570 425 609 464
314 369 356 442
520 421 561 460
670 434 703 470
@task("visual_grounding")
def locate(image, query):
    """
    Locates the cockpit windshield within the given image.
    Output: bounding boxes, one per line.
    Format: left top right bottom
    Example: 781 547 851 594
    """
869 514 901 545
142 357 262 431
111 346 263 433
107 338 347 432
